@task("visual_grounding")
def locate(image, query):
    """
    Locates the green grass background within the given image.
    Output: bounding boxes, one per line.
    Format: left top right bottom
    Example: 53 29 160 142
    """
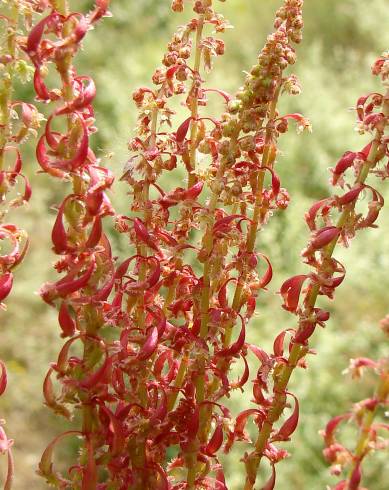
0 0 388 488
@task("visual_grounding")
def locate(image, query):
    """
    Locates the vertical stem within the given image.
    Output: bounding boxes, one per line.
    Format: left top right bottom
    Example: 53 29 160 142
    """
167 351 189 411
186 450 198 490
131 105 160 490
4 449 14 490
245 90 389 489
188 15 204 188
52 2 100 487
135 107 158 329
346 371 389 489
187 127 240 486
224 86 280 347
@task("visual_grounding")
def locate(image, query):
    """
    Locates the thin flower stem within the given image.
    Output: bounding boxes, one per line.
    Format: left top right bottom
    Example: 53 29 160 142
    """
345 370 389 489
136 106 158 329
225 86 281 348
190 128 240 485
133 103 161 490
244 88 389 490
186 452 198 490
203 80 285 422
52 0 67 11
247 86 281 252
167 351 189 411
193 81 281 483
194 80 284 484
188 15 204 188
199 155 229 340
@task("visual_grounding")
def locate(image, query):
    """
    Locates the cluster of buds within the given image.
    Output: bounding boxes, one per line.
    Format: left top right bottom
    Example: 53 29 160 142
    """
239 53 389 489
24 1 120 488
115 1 307 488
0 1 46 486
322 316 389 490
128 0 231 191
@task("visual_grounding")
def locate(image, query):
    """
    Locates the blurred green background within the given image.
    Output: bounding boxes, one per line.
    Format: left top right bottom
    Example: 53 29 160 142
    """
0 0 388 488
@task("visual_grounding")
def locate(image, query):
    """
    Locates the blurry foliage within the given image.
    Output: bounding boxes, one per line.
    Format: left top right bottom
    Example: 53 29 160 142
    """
0 0 388 488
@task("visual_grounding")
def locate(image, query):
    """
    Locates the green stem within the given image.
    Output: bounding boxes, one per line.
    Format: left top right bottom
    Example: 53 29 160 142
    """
187 128 240 485
346 371 389 489
187 15 204 188
131 105 161 490
167 351 189 411
52 3 101 487
244 89 389 490
224 85 280 347
190 85 282 485
136 105 158 329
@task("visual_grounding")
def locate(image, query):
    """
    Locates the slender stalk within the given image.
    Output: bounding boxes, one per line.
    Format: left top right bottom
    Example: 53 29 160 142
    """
199 156 229 340
224 86 281 347
345 371 389 489
167 351 189 411
244 89 389 490
135 106 158 330
30 2 113 486
188 15 204 188
189 149 230 488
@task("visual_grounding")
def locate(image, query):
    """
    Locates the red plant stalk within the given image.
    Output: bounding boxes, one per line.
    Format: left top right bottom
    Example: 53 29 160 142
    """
25 1 118 488
240 54 389 489
0 1 44 487
199 0 305 419
192 0 306 486
322 316 389 490
116 1 233 487
115 1 306 488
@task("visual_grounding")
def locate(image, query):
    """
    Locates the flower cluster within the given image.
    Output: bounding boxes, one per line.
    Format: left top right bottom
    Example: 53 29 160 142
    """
0 1 45 485
239 53 389 489
322 316 389 490
24 1 119 488
115 1 307 488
